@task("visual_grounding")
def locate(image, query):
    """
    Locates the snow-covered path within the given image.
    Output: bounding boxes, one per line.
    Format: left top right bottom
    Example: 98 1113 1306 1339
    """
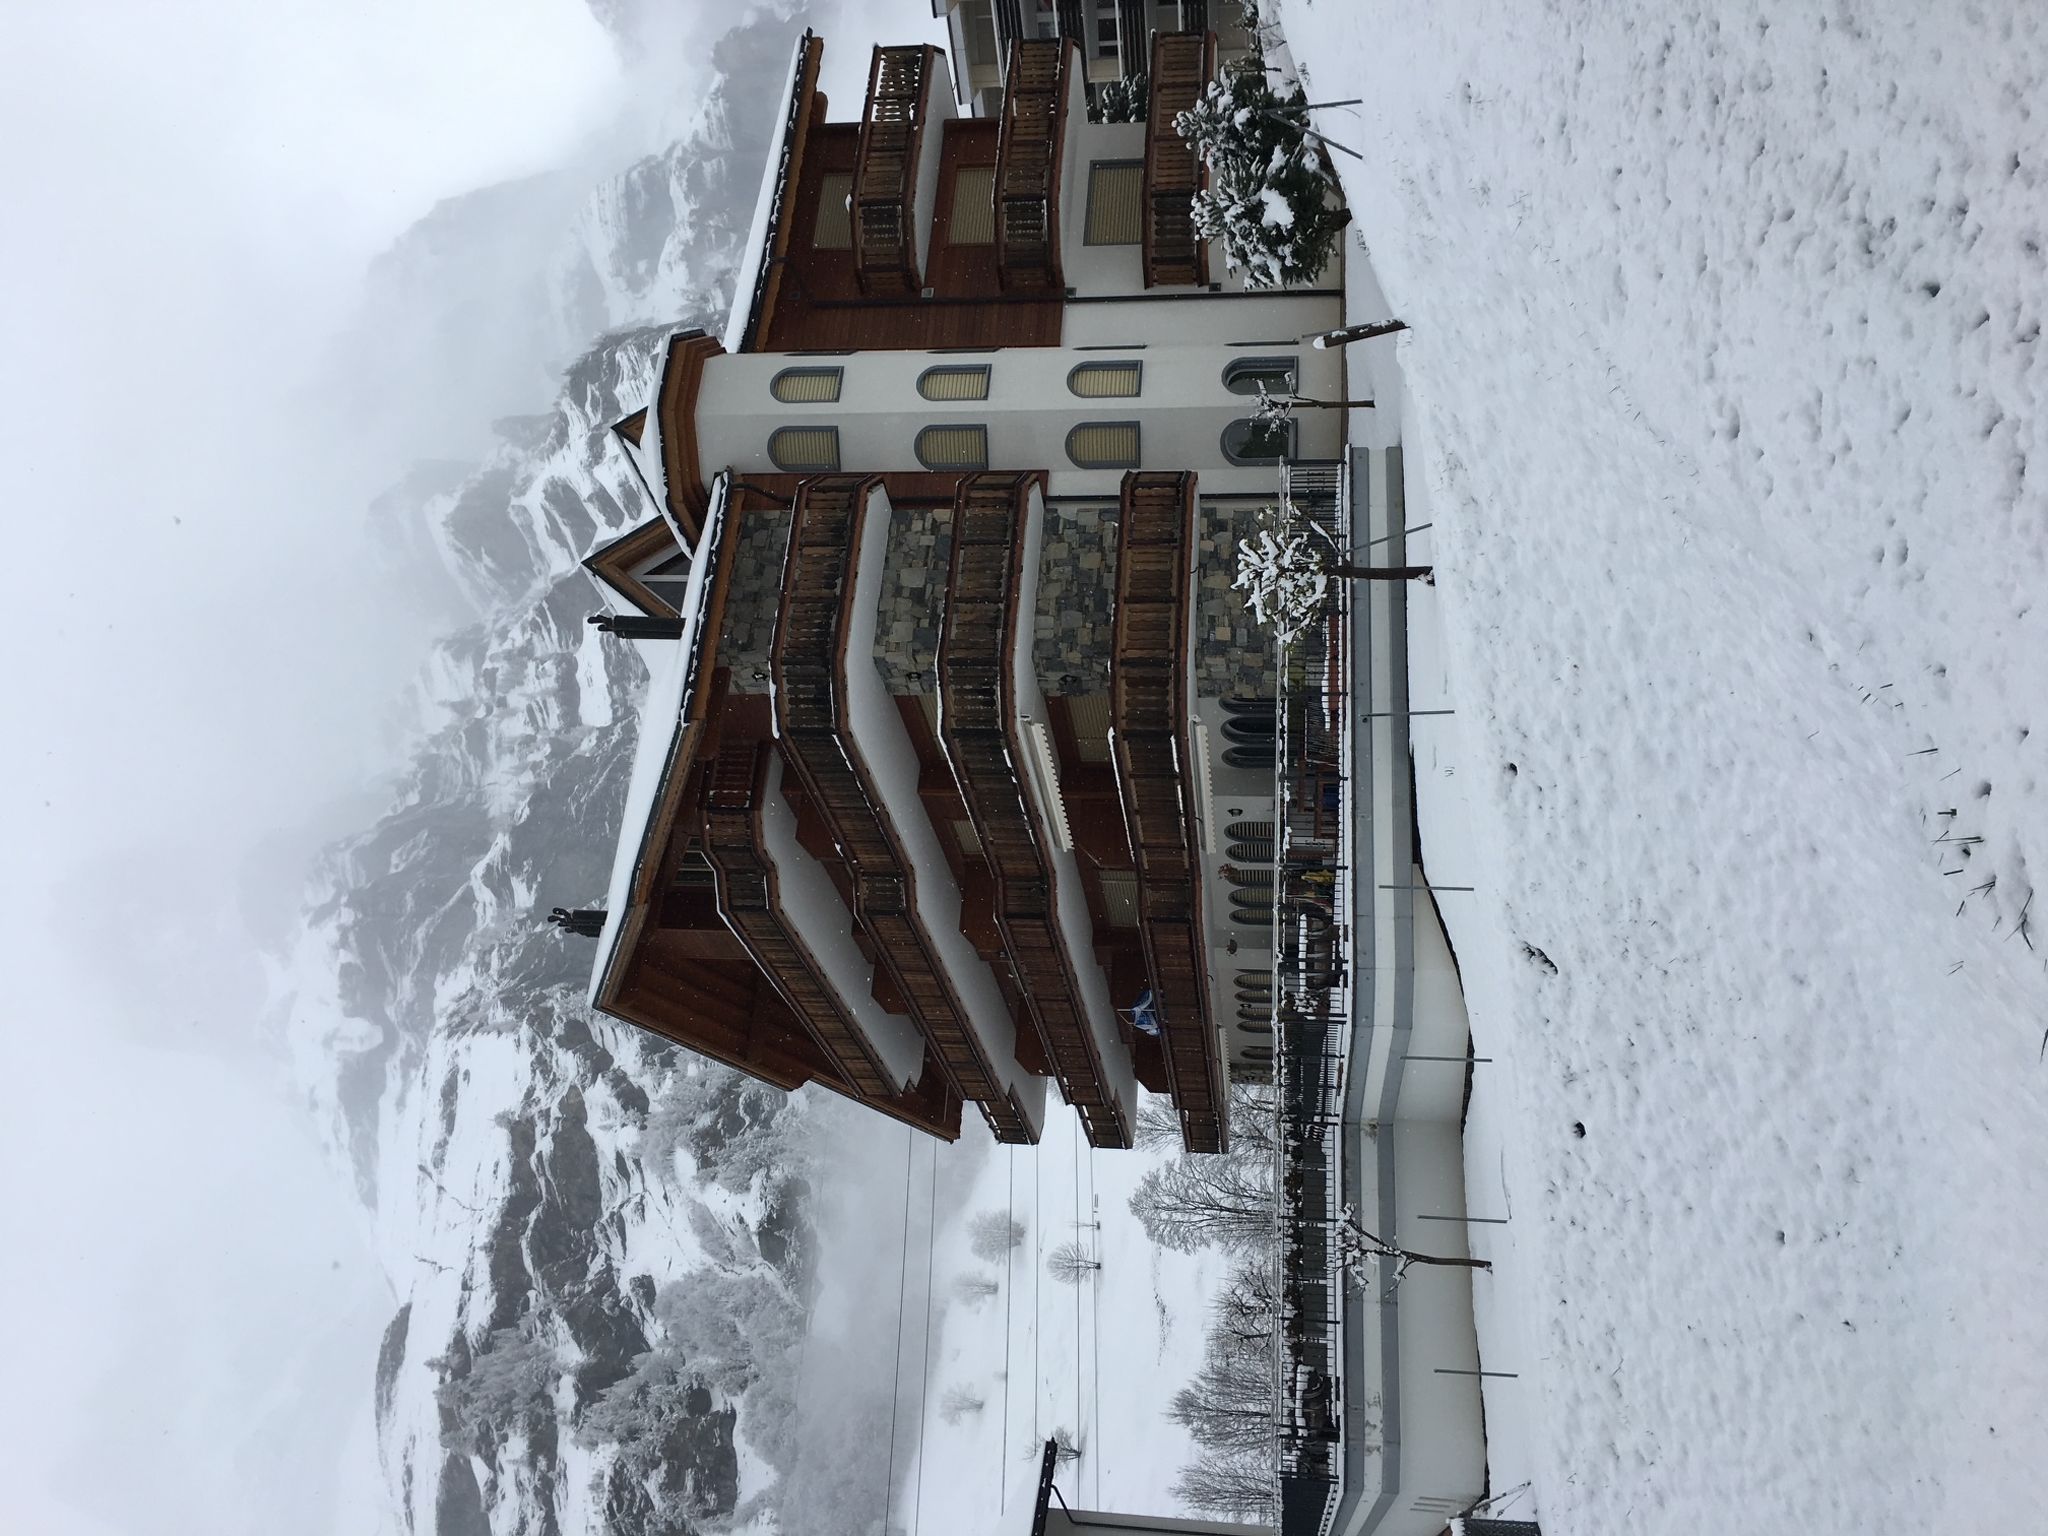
1276 1 2048 1529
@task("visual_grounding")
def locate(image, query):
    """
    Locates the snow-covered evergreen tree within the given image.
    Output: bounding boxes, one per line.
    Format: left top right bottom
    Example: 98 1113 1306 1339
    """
1174 42 1347 288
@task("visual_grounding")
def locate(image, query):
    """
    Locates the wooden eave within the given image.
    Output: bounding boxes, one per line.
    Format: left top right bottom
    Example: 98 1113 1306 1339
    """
655 330 725 541
613 407 648 446
743 33 827 354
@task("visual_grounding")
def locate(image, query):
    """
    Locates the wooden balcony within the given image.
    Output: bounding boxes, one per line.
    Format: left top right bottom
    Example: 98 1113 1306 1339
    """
1143 30 1215 288
773 475 1038 1145
938 474 1134 1149
853 45 939 296
993 39 1073 294
700 736 902 1104
1110 471 1227 1152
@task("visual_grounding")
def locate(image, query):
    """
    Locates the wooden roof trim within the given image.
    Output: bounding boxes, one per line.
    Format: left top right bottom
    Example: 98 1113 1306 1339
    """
747 34 826 354
656 331 725 541
613 407 648 446
584 516 685 619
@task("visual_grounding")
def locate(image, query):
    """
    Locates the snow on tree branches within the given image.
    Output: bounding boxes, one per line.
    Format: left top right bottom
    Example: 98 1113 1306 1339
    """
1333 1204 1491 1293
1173 44 1348 289
1233 506 1331 645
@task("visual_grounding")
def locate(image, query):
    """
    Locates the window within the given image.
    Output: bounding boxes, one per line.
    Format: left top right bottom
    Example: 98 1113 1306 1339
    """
1066 422 1140 469
1221 417 1294 465
915 424 990 470
812 172 852 249
771 367 843 404
949 165 995 245
1067 361 1142 398
1084 161 1143 245
768 426 840 472
1223 356 1299 396
919 365 991 401
638 551 692 613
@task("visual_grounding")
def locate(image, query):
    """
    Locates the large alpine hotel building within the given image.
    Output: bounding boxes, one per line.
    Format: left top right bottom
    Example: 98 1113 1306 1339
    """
576 14 1345 1156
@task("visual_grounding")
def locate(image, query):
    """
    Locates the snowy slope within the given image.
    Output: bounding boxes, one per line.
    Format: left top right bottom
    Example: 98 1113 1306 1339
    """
1272 0 2048 1530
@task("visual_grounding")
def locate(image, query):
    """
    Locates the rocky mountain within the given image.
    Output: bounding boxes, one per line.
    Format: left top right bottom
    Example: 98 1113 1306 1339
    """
271 13 894 1532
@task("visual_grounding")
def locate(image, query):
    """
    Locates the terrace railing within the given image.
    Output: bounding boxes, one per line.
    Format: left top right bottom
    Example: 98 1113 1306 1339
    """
853 45 935 295
993 39 1071 293
1144 30 1214 287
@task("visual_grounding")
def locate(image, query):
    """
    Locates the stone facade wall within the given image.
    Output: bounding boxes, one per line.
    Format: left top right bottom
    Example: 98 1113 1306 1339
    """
719 506 791 694
1034 504 1119 697
1196 502 1275 701
872 504 953 694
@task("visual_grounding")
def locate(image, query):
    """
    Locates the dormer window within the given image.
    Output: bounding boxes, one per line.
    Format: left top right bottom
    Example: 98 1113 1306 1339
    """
769 426 841 472
1068 361 1142 398
1066 422 1140 470
915 424 990 471
771 367 843 403
638 551 692 614
919 365 991 401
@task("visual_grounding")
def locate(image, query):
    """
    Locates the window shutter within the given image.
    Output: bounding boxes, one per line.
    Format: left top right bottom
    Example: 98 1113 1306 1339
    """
813 173 853 249
768 426 841 472
915 424 990 471
1085 162 1143 245
919 365 992 401
1068 361 1142 398
772 368 843 403
1065 422 1140 469
949 165 996 245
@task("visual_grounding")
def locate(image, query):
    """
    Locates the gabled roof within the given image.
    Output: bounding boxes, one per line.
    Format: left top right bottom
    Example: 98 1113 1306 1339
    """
613 408 647 446
588 473 735 1012
722 30 823 355
583 516 687 618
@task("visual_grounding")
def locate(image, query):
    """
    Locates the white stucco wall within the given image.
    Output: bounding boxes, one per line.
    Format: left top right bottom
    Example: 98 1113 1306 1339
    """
696 325 1348 497
754 748 929 1089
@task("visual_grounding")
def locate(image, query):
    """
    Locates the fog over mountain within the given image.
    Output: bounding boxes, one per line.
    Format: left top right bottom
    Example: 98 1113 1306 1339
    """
269 5 972 1531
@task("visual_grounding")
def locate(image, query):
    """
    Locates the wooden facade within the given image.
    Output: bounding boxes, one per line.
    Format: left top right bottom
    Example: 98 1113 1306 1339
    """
1110 471 1226 1152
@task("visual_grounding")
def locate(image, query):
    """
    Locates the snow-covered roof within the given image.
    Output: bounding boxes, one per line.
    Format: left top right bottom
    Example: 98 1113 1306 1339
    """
721 32 817 354
586 472 733 1009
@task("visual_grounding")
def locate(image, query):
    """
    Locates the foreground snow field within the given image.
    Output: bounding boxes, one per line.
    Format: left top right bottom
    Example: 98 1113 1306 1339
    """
1274 0 2048 1529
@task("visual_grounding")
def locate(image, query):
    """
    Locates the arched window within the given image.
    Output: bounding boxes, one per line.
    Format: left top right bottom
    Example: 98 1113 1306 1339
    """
1067 360 1142 398
1220 417 1294 466
1066 421 1140 470
915 424 989 471
771 367 843 404
768 426 840 472
918 365 991 401
1223 356 1298 395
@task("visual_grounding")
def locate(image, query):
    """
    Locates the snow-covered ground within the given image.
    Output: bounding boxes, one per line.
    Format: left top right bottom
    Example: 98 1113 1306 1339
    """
1277 0 2048 1529
810 1108 1222 1531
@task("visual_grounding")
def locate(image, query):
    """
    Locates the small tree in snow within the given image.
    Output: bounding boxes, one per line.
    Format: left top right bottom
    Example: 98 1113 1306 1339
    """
967 1209 1027 1263
1233 504 1433 645
952 1272 1000 1306
938 1385 986 1424
1046 1241 1102 1284
1334 1204 1491 1293
1093 73 1148 124
1175 55 1349 289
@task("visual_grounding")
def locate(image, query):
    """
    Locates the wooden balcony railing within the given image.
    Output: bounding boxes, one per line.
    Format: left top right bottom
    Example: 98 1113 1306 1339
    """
772 476 1037 1145
853 45 936 296
701 736 900 1103
1144 30 1215 287
993 39 1071 294
938 473 1134 1150
1110 471 1227 1152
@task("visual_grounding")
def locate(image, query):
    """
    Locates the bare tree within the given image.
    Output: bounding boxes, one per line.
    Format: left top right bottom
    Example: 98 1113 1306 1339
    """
967 1210 1027 1263
1172 1446 1278 1521
952 1272 1000 1306
1127 1155 1275 1255
1335 1204 1491 1291
1133 1094 1184 1152
1234 506 1430 644
1046 1241 1102 1284
938 1385 986 1425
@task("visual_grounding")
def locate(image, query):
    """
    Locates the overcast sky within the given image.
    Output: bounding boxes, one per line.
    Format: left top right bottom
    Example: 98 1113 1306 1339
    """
0 1 940 1530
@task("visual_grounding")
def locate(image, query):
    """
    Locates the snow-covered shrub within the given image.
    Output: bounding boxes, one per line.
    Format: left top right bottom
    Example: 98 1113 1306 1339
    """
1175 58 1347 288
1233 506 1331 645
1093 72 1148 123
